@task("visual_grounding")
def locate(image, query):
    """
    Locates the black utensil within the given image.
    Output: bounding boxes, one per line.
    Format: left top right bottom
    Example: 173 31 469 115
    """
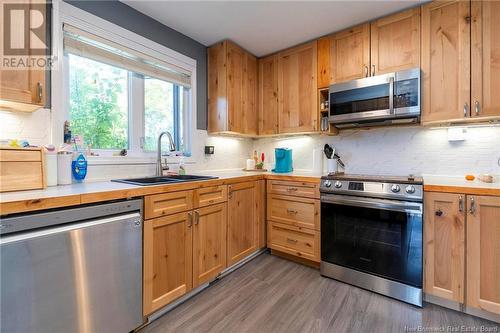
324 144 333 159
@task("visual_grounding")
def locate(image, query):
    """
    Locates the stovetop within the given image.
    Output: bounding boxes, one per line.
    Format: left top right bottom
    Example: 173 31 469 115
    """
320 173 423 201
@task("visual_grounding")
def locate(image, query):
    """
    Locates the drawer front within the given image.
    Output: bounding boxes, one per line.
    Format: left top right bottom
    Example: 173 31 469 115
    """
267 180 319 199
267 194 319 230
194 185 227 208
145 190 194 219
0 161 43 192
267 221 319 262
0 149 41 162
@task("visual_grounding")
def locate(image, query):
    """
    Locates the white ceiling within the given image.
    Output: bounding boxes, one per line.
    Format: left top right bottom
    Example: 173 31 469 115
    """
123 1 424 57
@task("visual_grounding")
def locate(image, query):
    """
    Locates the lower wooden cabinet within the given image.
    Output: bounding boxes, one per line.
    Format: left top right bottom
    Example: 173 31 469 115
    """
267 221 319 262
143 211 193 315
466 195 500 315
424 192 465 302
193 203 227 287
424 191 500 317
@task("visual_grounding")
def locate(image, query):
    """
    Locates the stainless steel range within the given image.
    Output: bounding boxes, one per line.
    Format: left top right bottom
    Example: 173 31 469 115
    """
320 174 423 306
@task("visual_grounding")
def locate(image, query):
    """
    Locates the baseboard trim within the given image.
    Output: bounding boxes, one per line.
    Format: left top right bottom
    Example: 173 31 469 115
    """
270 249 320 269
424 293 462 312
464 306 500 324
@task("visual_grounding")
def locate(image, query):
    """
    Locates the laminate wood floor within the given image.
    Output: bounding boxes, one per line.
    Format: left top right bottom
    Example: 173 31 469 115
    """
141 253 498 333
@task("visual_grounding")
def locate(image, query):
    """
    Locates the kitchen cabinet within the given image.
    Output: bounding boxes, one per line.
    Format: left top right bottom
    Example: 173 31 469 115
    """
0 1 49 112
278 41 318 133
267 194 320 231
471 1 500 119
267 221 320 262
193 203 227 287
424 192 465 303
370 7 421 75
208 40 258 135
227 181 258 265
317 36 332 89
258 55 279 135
466 195 500 315
143 211 193 315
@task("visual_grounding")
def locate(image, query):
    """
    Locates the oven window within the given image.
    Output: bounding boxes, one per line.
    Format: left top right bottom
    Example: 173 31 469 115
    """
330 83 390 116
321 202 422 287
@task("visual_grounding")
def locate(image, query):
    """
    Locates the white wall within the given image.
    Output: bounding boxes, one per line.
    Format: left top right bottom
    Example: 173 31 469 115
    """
254 126 500 177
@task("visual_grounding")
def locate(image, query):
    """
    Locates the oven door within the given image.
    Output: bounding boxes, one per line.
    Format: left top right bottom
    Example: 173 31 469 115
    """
321 194 422 288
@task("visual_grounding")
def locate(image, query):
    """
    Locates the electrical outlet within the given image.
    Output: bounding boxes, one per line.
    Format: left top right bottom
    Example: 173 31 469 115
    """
205 146 214 155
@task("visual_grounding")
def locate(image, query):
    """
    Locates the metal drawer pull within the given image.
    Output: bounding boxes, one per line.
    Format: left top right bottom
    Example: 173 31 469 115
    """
371 65 376 76
187 212 193 227
469 197 476 215
286 209 298 214
475 101 480 115
458 195 464 212
36 82 43 103
286 238 298 244
194 211 200 225
463 102 469 117
286 187 298 192
364 65 369 77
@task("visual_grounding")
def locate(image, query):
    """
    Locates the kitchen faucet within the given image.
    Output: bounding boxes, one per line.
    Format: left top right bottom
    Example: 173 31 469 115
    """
156 131 176 176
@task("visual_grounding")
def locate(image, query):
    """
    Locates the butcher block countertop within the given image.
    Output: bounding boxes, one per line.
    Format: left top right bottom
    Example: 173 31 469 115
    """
0 170 322 215
423 175 500 196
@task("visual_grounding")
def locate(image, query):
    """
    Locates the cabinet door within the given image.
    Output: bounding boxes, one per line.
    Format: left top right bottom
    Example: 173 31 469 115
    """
258 55 279 135
421 1 471 123
193 203 227 287
317 36 332 89
370 7 421 75
226 42 245 133
471 1 500 119
278 42 318 133
424 192 465 303
466 195 500 315
143 212 193 315
330 23 370 83
227 181 257 266
242 53 258 134
208 41 228 132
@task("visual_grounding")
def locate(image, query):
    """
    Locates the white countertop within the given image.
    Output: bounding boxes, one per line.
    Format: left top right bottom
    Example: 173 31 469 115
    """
422 174 500 190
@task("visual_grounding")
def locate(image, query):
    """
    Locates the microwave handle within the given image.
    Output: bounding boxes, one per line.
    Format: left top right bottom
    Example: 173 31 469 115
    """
389 76 394 114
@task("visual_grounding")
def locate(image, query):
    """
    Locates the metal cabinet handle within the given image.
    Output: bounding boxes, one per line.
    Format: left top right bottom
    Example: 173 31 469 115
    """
371 65 376 76
36 82 43 103
435 209 443 217
469 197 476 215
286 187 298 192
286 209 298 215
364 65 369 77
286 238 298 244
458 195 464 213
474 101 480 116
187 212 193 227
463 102 469 117
194 211 200 225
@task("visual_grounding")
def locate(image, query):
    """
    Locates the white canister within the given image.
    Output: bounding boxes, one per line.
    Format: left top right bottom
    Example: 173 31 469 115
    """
246 158 256 170
312 149 323 174
44 153 58 186
57 151 73 185
326 159 338 174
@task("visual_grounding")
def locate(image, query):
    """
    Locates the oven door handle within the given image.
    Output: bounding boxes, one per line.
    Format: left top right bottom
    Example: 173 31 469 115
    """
321 194 422 214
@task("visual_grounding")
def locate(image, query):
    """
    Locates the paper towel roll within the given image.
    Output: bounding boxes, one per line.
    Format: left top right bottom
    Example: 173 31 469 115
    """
312 149 323 173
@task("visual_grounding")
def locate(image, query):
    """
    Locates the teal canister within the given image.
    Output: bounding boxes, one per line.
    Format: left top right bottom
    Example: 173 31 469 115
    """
272 148 293 173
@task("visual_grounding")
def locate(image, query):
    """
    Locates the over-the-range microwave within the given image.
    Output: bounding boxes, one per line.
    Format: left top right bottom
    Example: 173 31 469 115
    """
329 68 420 128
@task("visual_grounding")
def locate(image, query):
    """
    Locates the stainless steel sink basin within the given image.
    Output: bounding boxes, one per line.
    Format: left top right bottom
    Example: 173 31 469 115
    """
111 175 218 186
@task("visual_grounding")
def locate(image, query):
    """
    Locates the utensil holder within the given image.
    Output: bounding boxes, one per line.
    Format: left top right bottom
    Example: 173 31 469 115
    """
327 159 338 174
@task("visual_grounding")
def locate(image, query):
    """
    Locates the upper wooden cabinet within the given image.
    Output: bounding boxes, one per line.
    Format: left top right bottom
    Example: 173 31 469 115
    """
466 195 500 315
258 55 279 135
421 1 471 124
371 7 421 75
208 40 258 135
471 1 500 119
424 192 465 303
278 41 318 133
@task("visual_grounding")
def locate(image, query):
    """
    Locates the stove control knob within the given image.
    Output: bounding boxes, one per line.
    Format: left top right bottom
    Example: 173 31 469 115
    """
334 181 342 189
405 185 416 194
324 180 332 188
391 184 401 193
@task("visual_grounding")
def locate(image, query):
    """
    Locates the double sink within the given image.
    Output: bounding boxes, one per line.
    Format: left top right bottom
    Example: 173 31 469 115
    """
112 174 218 186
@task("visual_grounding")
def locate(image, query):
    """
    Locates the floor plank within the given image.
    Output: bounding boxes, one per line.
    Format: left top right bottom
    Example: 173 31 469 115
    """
141 253 498 333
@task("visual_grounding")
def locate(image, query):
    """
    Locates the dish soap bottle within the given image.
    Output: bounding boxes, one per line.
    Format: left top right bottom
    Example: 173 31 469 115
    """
72 152 88 182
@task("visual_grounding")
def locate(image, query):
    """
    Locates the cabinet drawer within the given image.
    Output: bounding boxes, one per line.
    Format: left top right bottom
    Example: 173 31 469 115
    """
145 190 194 219
267 221 319 262
267 194 319 230
194 185 227 208
0 149 41 162
0 162 44 192
267 180 319 199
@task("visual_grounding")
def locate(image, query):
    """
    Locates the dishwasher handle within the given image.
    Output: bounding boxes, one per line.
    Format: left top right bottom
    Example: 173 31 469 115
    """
0 212 141 245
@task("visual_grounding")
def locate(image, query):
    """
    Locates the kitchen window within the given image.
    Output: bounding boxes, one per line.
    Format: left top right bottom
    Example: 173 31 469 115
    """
61 21 194 155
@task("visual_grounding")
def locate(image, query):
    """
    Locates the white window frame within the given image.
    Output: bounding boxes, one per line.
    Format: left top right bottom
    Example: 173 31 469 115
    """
51 1 196 159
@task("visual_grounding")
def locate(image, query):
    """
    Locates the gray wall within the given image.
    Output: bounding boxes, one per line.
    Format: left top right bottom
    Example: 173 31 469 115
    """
66 1 207 130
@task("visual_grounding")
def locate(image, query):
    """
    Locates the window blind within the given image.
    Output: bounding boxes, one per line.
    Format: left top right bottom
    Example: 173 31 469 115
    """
63 24 191 87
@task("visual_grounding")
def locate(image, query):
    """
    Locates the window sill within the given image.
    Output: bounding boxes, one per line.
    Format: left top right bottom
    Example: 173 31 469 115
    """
86 155 195 166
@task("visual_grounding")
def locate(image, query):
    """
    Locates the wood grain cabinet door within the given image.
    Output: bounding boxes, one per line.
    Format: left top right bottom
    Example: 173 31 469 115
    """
423 192 465 303
258 55 279 135
370 7 421 75
330 23 370 83
243 53 258 135
466 195 500 315
226 42 245 133
227 181 257 266
193 203 227 287
278 41 318 133
143 212 193 315
421 0 471 124
471 1 500 119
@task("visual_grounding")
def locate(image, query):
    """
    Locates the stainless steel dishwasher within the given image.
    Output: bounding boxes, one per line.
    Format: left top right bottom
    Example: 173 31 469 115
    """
0 199 144 333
